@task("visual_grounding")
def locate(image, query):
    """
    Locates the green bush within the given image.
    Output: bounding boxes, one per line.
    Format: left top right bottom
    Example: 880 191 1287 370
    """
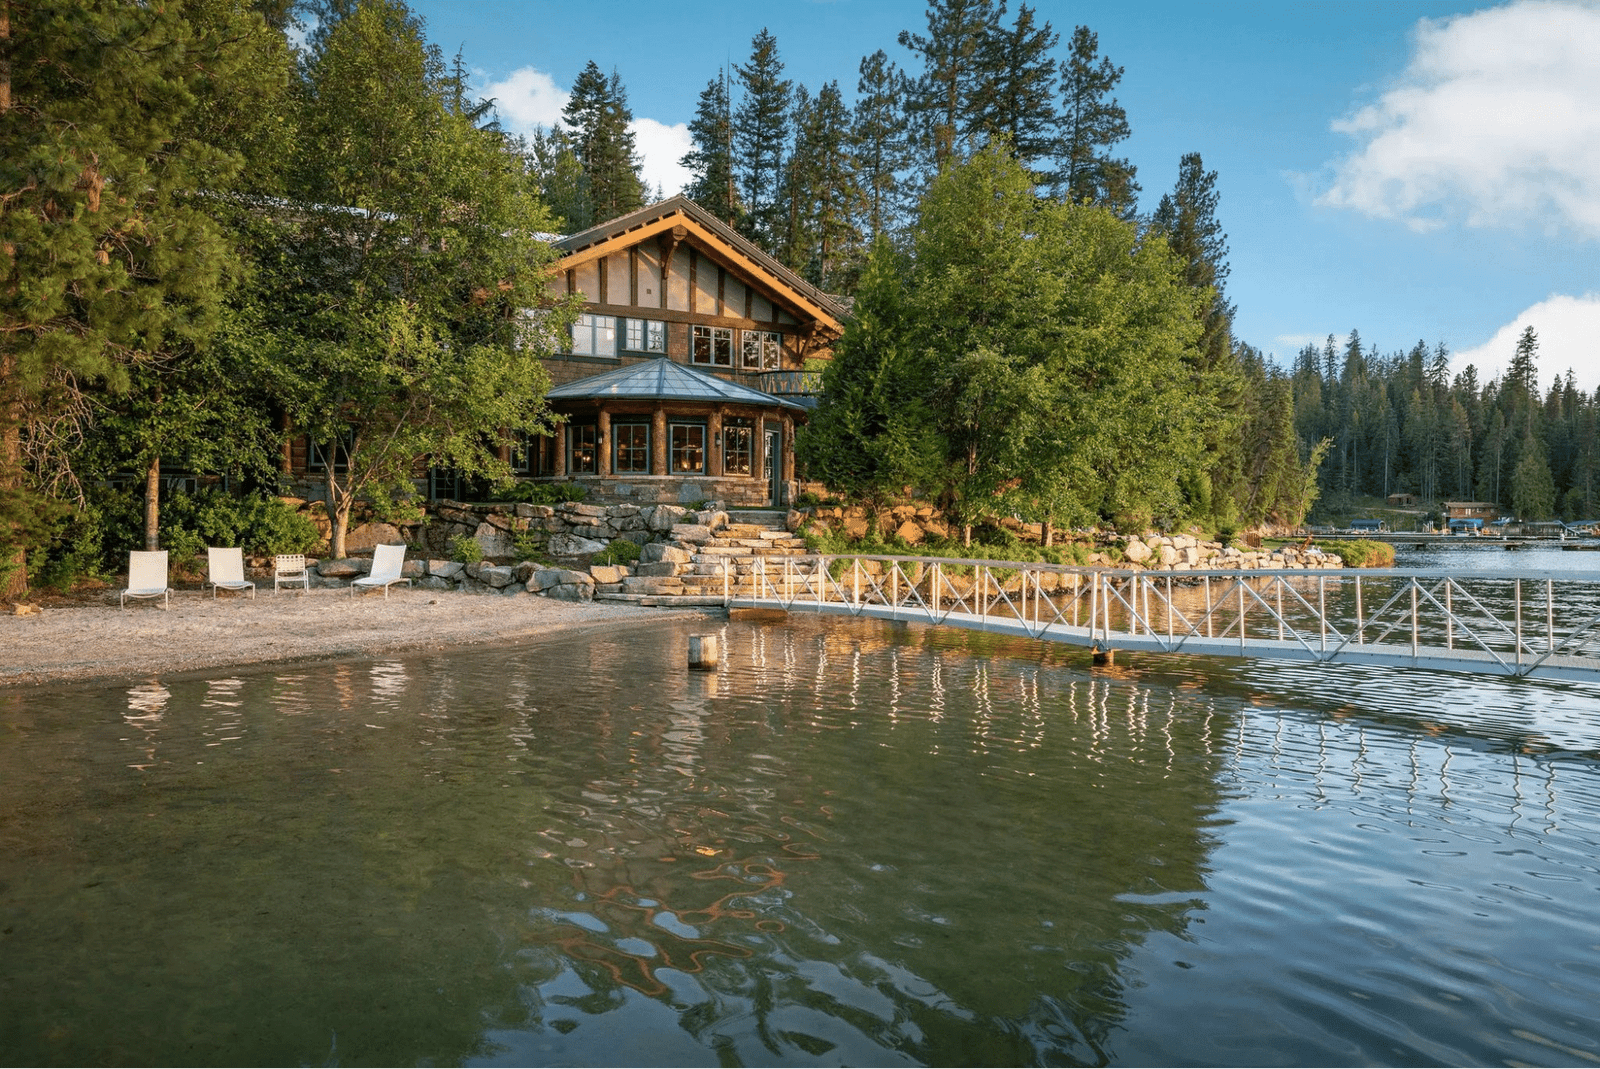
1319 538 1395 568
511 532 546 561
496 480 588 505
449 534 483 563
593 538 641 566
237 496 322 556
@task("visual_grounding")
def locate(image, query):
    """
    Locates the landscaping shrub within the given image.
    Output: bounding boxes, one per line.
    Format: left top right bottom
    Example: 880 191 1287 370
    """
1318 539 1395 568
449 534 483 563
497 481 588 505
593 538 641 566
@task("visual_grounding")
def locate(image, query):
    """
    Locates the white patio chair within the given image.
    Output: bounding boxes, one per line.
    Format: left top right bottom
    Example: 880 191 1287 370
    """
206 547 256 599
274 553 311 594
121 550 170 609
351 543 411 597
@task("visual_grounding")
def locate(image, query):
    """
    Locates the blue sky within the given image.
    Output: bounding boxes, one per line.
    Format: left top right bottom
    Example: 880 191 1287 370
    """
408 0 1600 389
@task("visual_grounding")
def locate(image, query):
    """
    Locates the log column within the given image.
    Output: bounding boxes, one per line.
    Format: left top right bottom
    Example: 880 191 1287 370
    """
708 407 724 478
555 424 568 477
652 406 668 476
597 409 611 476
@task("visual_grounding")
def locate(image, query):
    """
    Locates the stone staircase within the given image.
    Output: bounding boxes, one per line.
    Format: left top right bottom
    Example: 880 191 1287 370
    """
595 518 810 605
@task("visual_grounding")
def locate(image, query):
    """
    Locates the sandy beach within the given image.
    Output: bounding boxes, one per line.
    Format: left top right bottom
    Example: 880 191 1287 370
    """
0 587 711 689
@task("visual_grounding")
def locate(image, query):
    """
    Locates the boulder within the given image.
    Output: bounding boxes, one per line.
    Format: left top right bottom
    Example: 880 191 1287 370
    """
894 519 925 545
1158 545 1179 567
637 561 684 577
428 560 464 580
511 561 536 582
472 521 516 559
344 522 405 554
479 565 515 588
547 533 608 557
548 582 594 602
317 557 365 578
1123 539 1152 563
670 523 714 543
647 504 688 532
530 567 591 593
400 560 426 579
589 564 629 584
641 543 693 565
843 515 870 539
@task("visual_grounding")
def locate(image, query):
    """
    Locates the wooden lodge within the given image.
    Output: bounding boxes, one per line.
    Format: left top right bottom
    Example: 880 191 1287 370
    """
283 197 848 508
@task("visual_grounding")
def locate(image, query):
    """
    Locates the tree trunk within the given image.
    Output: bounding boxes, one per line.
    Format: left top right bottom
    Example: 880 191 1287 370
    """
144 455 161 550
0 351 25 599
1043 518 1054 547
326 461 348 560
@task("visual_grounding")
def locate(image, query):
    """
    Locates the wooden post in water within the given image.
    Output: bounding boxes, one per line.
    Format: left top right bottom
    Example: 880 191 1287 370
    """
688 634 719 671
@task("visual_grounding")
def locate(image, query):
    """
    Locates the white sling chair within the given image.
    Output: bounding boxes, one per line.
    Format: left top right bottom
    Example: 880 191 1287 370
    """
121 550 170 609
273 554 311 594
206 547 256 599
351 543 411 597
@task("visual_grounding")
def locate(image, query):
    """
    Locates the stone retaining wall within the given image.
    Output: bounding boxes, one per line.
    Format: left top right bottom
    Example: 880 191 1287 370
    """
300 500 1341 603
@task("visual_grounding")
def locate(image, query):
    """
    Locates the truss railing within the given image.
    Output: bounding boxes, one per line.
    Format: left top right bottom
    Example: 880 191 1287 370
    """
724 555 1600 682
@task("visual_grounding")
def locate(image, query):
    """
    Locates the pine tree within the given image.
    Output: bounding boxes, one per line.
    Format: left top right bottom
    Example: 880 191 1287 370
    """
971 4 1059 178
1055 25 1138 213
561 62 644 229
0 0 284 593
681 69 739 224
782 81 863 290
733 28 792 247
897 0 1000 170
853 50 914 243
1152 153 1232 370
525 126 587 231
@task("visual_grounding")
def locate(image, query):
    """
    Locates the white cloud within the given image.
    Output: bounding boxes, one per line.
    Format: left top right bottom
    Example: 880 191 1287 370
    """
478 67 689 201
1452 293 1600 388
480 67 568 130
630 118 692 199
1317 1 1600 237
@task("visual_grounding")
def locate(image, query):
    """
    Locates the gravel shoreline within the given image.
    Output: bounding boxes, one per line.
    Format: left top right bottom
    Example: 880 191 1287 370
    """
0 588 712 689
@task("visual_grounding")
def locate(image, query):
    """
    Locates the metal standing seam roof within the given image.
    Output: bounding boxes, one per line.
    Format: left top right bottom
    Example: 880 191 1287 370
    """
544 358 807 412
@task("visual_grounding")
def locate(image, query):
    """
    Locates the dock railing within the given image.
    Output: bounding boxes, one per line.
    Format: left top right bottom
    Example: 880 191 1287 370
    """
725 554 1600 682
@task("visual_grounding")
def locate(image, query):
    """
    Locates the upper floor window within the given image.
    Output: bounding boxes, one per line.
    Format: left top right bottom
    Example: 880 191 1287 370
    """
571 313 617 358
741 329 782 371
625 319 666 353
691 325 733 367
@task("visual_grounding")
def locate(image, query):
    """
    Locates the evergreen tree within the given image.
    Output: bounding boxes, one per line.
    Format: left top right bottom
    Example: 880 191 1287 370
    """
680 69 739 224
1151 153 1232 370
561 62 645 229
781 81 863 290
897 0 1000 170
0 0 286 593
852 50 914 243
1055 25 1138 213
733 28 792 246
525 126 587 231
971 4 1060 178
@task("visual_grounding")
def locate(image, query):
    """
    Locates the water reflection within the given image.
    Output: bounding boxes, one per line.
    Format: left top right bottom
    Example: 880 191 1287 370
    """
3 617 1600 1065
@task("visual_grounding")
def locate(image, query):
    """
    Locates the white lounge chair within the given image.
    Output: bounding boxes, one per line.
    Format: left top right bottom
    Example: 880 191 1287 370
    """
121 550 170 609
274 553 311 594
206 547 256 599
351 543 410 597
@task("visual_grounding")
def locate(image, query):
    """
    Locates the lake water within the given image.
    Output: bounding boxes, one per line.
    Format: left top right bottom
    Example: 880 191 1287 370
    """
4 548 1600 1065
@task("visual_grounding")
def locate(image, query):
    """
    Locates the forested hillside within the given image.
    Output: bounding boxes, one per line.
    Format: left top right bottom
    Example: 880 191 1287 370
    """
1291 326 1596 522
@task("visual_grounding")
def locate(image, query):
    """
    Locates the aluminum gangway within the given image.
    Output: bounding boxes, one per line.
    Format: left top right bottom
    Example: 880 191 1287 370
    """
723 554 1600 683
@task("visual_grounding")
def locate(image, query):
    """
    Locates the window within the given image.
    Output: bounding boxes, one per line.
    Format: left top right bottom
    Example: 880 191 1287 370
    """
741 329 783 371
670 423 706 473
613 422 650 473
569 423 598 474
510 431 536 475
625 318 666 353
722 419 754 476
571 313 617 358
691 324 733 367
307 428 356 472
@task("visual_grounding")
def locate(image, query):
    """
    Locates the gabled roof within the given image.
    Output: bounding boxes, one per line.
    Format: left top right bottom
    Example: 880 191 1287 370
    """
553 196 846 335
545 357 807 412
